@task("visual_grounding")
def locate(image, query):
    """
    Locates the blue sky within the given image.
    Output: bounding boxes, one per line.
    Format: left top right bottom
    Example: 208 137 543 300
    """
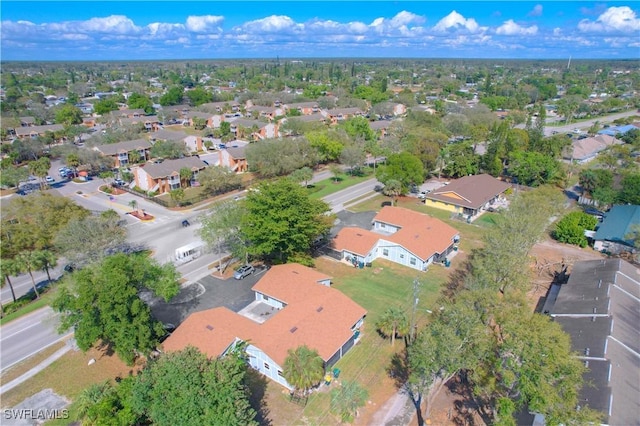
1 1 639 60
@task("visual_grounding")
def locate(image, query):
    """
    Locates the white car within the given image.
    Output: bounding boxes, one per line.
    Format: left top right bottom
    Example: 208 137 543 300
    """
45 176 55 183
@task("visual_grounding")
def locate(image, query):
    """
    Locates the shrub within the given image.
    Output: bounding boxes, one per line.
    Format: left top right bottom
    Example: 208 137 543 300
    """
553 211 598 247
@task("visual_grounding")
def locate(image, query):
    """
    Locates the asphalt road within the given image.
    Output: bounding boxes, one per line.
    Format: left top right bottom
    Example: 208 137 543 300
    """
323 178 379 213
0 307 71 372
542 110 639 136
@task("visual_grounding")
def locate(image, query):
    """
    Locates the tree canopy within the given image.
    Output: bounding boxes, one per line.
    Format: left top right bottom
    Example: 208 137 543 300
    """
377 151 424 191
240 178 332 262
53 253 180 365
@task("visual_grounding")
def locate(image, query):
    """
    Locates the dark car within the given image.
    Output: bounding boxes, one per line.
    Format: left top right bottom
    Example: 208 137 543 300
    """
181 220 190 227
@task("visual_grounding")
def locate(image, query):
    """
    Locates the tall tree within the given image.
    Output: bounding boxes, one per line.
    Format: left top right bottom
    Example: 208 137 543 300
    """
169 188 185 207
52 253 179 364
34 250 57 284
240 179 332 262
131 346 257 425
0 257 20 303
376 306 409 346
197 166 242 195
200 201 241 271
290 166 314 188
282 345 325 398
381 179 402 205
54 215 127 267
15 251 40 299
377 151 424 190
28 157 51 189
339 144 366 175
179 167 192 189
330 381 369 423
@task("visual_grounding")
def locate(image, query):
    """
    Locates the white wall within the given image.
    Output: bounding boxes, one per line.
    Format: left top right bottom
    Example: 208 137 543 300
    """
246 344 292 389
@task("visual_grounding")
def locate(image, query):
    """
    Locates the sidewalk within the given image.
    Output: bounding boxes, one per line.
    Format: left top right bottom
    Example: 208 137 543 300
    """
0 339 75 395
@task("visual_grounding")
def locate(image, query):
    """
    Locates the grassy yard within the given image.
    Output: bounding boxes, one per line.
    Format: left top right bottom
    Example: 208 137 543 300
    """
307 171 374 200
263 257 453 425
0 284 59 326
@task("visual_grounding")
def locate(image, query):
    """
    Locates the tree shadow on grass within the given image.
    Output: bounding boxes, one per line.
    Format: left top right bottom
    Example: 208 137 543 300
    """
387 348 409 390
245 367 272 425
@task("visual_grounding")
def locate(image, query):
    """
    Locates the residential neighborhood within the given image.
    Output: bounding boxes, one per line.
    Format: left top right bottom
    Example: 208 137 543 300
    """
1 51 639 426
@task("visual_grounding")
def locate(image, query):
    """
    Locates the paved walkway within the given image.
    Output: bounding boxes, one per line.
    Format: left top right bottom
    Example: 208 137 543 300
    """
0 341 74 395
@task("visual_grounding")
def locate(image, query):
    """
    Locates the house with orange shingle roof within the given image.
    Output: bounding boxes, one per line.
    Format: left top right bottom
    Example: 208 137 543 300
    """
162 263 366 390
331 206 460 271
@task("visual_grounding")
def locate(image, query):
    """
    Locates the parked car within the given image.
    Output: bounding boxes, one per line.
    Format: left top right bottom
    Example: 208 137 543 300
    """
233 264 255 280
45 176 55 183
113 179 125 186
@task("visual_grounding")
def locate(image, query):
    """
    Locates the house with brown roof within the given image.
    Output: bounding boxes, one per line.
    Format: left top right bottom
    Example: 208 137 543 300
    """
217 145 248 172
149 129 203 153
229 118 279 140
162 263 366 390
285 102 320 115
119 115 161 132
424 174 511 221
324 107 365 125
369 120 392 137
331 206 460 272
133 156 207 194
94 139 151 167
247 105 284 121
14 124 64 139
19 116 36 127
563 134 623 164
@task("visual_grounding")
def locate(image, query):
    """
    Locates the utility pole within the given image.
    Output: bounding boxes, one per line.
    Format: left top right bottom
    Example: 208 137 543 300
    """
409 277 423 344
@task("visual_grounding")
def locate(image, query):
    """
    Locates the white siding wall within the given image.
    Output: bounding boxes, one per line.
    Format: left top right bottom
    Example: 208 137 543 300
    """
318 278 332 287
373 221 401 234
375 240 429 271
137 168 151 191
255 292 285 309
246 344 291 389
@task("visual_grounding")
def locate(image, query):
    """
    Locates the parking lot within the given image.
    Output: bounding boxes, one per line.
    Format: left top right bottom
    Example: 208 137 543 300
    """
147 265 269 326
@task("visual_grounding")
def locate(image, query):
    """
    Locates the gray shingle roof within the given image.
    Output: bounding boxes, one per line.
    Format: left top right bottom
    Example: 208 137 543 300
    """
139 157 207 179
95 139 151 156
548 258 640 425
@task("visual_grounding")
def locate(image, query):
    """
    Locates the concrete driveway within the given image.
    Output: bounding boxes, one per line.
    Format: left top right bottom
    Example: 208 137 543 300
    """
147 266 269 326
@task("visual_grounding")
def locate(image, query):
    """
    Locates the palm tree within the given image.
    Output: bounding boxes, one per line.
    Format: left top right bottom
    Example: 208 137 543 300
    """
282 345 325 398
382 179 402 206
128 199 142 216
34 250 57 284
66 153 80 178
330 381 369 423
75 381 114 423
376 306 409 346
179 167 192 188
28 157 51 190
0 258 20 303
15 251 40 299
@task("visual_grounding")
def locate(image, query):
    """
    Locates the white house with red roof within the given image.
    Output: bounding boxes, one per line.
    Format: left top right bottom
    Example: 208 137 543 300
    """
162 264 366 390
331 207 460 271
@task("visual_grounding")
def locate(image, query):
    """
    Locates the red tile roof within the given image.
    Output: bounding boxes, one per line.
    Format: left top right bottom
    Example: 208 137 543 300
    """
332 227 381 256
162 264 366 366
374 207 459 260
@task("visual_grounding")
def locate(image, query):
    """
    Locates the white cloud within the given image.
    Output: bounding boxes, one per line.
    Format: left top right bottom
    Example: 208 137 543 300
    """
77 15 140 34
578 6 640 33
147 22 185 37
389 11 425 27
240 15 299 33
496 20 538 36
185 15 223 33
433 11 483 33
528 5 543 17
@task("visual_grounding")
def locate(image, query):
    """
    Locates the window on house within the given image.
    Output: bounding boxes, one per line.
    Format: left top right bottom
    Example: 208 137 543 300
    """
410 257 416 265
264 363 270 370
400 254 404 259
380 223 386 228
278 370 284 377
383 249 389 256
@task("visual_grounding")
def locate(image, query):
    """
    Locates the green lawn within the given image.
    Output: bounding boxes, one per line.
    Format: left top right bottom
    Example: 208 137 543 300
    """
307 171 374 200
266 257 449 425
0 285 59 326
